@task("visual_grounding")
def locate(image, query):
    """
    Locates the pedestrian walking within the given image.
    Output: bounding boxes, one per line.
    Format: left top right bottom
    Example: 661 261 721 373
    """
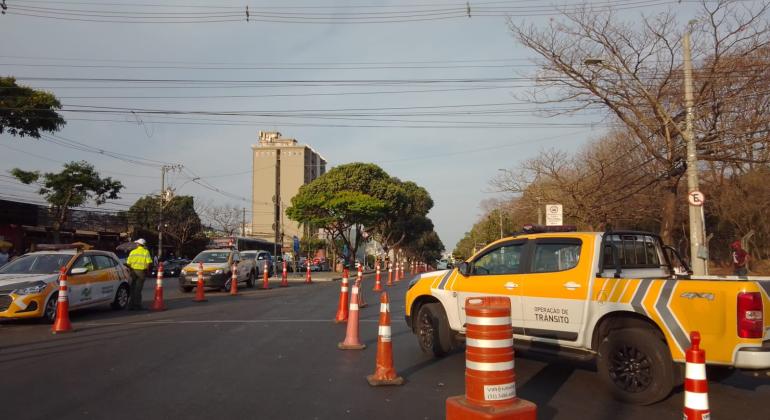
731 240 750 276
126 239 153 310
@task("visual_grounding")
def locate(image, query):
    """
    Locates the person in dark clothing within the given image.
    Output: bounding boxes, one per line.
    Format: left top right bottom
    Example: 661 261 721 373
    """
731 240 749 276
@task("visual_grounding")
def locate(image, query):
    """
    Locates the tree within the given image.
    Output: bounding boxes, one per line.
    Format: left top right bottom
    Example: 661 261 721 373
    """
12 161 123 242
0 77 65 138
286 163 389 264
127 195 204 256
197 202 242 236
404 230 445 264
368 179 434 254
508 0 770 244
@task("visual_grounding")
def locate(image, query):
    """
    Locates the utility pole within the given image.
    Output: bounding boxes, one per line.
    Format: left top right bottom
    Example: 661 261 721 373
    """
499 204 503 239
158 164 182 261
683 25 708 275
242 207 246 236
273 149 281 260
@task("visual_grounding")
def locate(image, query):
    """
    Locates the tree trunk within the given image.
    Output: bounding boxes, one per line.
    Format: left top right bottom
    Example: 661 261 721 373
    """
658 179 679 245
52 221 61 244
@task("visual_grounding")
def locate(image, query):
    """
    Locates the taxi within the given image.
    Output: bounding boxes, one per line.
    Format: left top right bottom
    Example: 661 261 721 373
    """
0 245 132 322
178 248 256 292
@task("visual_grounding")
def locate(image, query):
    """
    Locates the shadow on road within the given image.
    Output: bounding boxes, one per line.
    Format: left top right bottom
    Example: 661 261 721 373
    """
518 362 575 420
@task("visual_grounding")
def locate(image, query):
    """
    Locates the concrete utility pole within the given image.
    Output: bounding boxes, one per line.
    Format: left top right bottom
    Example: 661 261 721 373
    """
158 164 182 260
273 149 281 260
242 207 246 236
683 26 708 275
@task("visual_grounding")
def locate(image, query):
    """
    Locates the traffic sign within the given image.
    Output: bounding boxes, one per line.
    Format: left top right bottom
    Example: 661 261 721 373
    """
545 204 563 226
688 191 705 206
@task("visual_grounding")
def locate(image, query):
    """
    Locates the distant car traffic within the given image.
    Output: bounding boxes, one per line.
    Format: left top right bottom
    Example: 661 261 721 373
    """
0 247 132 322
240 250 274 276
150 258 190 278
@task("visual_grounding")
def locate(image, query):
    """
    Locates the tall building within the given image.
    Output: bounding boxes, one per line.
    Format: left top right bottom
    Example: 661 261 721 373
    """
251 131 326 250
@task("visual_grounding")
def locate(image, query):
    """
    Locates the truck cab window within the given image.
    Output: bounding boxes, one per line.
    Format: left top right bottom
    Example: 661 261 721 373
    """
471 244 523 275
532 243 581 273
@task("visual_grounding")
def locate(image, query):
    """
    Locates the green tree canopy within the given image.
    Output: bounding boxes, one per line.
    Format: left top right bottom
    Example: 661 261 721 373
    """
126 195 204 256
1 77 65 138
286 163 389 263
369 179 434 253
11 161 123 242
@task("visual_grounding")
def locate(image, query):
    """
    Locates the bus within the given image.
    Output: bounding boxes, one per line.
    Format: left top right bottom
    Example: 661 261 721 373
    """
208 236 279 253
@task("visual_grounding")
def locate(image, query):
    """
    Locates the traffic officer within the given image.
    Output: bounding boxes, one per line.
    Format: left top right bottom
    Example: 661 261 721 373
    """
126 238 153 310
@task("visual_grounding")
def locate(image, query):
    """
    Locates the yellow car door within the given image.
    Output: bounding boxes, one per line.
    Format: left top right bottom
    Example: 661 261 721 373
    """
452 240 527 334
518 237 589 342
68 254 101 307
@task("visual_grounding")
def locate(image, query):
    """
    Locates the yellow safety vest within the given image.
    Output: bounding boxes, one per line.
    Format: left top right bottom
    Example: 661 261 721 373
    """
127 246 153 270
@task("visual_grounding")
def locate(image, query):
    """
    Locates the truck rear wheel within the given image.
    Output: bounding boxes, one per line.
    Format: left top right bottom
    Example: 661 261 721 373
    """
416 303 453 357
597 328 674 405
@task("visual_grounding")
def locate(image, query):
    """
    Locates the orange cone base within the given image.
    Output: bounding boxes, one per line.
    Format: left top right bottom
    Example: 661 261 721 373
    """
151 301 166 311
51 306 73 334
334 316 348 324
338 342 366 350
52 328 73 335
446 396 537 420
366 374 404 386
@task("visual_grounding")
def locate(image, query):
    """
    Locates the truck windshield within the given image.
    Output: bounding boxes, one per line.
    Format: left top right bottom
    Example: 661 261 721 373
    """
192 252 230 264
0 254 73 275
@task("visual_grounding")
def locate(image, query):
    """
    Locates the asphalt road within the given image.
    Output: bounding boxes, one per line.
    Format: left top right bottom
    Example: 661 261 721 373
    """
1 274 769 420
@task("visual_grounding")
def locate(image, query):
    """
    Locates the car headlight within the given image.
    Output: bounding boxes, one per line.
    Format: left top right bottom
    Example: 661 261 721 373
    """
13 281 48 295
214 269 224 275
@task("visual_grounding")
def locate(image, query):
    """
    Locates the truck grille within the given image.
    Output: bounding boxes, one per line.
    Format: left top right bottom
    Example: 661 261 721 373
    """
0 295 12 311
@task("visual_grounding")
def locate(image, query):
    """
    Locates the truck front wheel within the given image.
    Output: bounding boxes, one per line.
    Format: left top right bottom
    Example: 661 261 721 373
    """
597 328 674 405
416 303 453 357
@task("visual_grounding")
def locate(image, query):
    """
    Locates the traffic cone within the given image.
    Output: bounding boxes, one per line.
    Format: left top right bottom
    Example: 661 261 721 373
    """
366 291 404 386
262 261 270 289
230 263 239 296
387 262 393 287
334 269 350 323
305 263 312 284
397 261 403 282
446 296 537 419
151 262 167 311
373 261 383 292
280 260 289 287
357 264 368 308
683 331 710 420
194 262 207 302
51 267 73 334
338 279 366 350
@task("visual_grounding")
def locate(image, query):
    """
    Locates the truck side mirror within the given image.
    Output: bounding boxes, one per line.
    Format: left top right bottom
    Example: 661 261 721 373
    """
458 262 470 276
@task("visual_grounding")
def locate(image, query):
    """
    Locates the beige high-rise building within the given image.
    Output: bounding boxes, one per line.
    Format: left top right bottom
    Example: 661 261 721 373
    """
251 131 326 250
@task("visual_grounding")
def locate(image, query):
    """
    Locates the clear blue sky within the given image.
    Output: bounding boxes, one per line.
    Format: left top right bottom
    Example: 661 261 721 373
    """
0 0 701 250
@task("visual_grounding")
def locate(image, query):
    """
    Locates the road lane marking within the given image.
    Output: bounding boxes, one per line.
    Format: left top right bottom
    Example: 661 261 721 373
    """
82 319 382 327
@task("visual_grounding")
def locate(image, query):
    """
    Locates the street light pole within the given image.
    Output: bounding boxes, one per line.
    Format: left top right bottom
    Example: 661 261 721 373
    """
683 26 708 275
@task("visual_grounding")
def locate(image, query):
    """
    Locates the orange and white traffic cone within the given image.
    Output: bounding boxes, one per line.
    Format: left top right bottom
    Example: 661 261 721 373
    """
387 261 393 287
357 263 368 308
446 296 537 419
280 260 289 287
230 263 239 296
683 331 710 420
373 261 383 292
262 261 270 289
52 267 73 334
151 262 166 311
338 278 366 350
305 262 312 284
366 291 404 386
334 268 350 323
397 261 403 281
194 262 207 302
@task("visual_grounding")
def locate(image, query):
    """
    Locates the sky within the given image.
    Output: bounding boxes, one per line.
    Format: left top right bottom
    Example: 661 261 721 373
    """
0 0 703 251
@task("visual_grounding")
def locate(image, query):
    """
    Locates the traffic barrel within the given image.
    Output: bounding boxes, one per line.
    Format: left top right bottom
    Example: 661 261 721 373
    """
357 263 368 308
262 261 270 289
338 278 366 350
366 291 404 386
387 261 394 287
446 296 537 420
280 260 289 287
373 261 383 292
51 267 73 334
151 262 167 311
683 331 710 420
229 263 239 296
194 262 207 302
305 262 312 284
334 268 350 323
